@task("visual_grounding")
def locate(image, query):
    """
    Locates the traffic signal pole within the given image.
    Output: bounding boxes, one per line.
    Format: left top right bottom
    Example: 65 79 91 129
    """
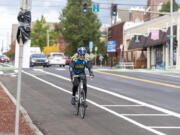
15 1 31 135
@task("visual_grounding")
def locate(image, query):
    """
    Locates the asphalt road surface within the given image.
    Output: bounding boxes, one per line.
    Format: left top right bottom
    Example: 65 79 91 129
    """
0 64 180 135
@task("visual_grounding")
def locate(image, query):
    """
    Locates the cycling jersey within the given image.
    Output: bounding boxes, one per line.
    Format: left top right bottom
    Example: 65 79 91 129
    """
69 53 93 75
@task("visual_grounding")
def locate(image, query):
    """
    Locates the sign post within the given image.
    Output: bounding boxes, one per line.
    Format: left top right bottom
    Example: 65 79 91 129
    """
107 40 116 67
15 1 31 135
95 46 98 66
89 41 93 53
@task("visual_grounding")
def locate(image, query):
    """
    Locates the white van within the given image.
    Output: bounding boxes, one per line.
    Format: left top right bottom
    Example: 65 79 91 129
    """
47 52 66 67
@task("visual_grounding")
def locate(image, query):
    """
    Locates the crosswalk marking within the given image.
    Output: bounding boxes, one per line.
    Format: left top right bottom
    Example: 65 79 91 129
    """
33 69 44 72
56 68 66 71
0 71 3 74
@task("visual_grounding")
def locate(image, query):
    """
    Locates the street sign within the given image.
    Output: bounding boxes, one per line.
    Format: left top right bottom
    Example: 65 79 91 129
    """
89 41 93 52
168 35 176 38
107 40 116 52
92 3 100 13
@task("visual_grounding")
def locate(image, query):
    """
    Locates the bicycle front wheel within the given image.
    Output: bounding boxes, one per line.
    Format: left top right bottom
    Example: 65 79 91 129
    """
75 93 80 116
79 91 86 119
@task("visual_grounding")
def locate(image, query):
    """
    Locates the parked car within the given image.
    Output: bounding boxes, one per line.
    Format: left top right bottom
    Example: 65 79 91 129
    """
30 53 49 67
64 56 70 65
0 55 10 63
47 52 66 67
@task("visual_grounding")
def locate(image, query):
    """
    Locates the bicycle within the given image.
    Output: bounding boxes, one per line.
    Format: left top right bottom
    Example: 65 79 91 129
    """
73 74 92 119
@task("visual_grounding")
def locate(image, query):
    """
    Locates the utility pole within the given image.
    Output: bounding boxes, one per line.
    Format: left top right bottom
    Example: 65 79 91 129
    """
6 32 10 51
170 0 174 68
110 0 113 68
47 30 49 47
110 0 113 26
1 40 3 54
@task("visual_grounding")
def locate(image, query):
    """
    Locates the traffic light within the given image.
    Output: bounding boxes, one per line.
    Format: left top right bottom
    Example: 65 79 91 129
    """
111 4 117 16
82 1 88 14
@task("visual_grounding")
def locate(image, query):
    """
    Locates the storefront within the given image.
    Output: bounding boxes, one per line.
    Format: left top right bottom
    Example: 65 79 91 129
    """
125 35 147 68
124 12 180 69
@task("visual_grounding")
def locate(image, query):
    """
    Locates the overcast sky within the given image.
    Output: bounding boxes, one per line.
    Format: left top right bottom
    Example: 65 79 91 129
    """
1 0 180 50
0 0 149 49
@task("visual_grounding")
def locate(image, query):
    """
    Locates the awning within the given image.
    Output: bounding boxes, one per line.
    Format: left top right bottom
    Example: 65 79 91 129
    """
144 30 167 48
128 35 147 50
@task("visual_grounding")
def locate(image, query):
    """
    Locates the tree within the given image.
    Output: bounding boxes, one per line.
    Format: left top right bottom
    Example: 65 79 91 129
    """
59 0 105 56
31 16 57 51
4 40 16 60
159 0 179 16
43 43 60 56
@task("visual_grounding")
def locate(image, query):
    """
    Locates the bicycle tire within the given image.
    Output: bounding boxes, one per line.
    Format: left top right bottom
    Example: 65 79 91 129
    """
80 90 86 119
75 92 80 116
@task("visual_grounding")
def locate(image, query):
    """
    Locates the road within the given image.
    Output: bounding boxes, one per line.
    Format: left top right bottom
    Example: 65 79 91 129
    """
0 64 180 135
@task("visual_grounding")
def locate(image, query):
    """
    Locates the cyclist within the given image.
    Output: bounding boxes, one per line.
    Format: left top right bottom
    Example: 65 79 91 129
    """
69 47 94 106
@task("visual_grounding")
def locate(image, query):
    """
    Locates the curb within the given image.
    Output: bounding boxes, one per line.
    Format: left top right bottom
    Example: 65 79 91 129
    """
94 68 180 73
0 82 44 135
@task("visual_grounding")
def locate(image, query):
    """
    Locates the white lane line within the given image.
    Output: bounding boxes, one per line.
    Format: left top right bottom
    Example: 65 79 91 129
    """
14 70 18 73
56 68 66 71
101 105 143 107
37 69 180 120
149 127 180 129
23 71 166 135
0 71 3 74
33 69 44 72
121 114 171 116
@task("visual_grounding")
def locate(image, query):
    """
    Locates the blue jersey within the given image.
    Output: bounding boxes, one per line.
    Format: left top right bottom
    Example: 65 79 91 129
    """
73 59 87 74
70 53 92 75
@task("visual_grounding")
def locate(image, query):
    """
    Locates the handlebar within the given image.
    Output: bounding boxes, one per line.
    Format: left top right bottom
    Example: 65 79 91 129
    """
73 74 94 80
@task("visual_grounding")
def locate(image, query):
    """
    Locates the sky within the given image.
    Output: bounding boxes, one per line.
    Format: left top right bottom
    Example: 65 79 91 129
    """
0 0 179 52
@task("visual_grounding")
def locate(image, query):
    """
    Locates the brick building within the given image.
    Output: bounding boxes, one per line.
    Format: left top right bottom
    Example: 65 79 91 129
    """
108 22 125 66
145 0 169 21
116 0 170 23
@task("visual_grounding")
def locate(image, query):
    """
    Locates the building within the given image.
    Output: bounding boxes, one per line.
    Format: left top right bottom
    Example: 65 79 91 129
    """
108 22 125 66
124 11 180 70
114 0 169 24
145 0 169 21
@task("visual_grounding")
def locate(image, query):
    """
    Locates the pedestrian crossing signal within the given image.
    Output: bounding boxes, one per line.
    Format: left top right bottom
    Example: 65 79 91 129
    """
111 4 117 16
82 2 88 14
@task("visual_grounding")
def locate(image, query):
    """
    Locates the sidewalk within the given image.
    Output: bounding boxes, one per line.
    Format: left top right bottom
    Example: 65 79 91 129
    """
93 65 180 73
0 85 36 135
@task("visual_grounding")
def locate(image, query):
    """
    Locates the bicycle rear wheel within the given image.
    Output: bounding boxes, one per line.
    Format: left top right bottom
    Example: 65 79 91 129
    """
79 90 86 119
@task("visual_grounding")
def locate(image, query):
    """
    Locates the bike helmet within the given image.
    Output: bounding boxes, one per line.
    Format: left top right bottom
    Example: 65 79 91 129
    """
77 47 87 55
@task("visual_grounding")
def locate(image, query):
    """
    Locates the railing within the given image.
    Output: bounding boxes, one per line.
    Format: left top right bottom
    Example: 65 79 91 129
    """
119 62 134 69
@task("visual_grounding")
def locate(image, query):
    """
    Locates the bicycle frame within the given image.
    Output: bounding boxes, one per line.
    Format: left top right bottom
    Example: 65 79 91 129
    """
73 74 89 119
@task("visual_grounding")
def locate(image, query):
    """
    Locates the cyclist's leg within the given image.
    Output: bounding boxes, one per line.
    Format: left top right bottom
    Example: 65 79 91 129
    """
72 77 80 96
72 77 80 105
82 75 87 98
